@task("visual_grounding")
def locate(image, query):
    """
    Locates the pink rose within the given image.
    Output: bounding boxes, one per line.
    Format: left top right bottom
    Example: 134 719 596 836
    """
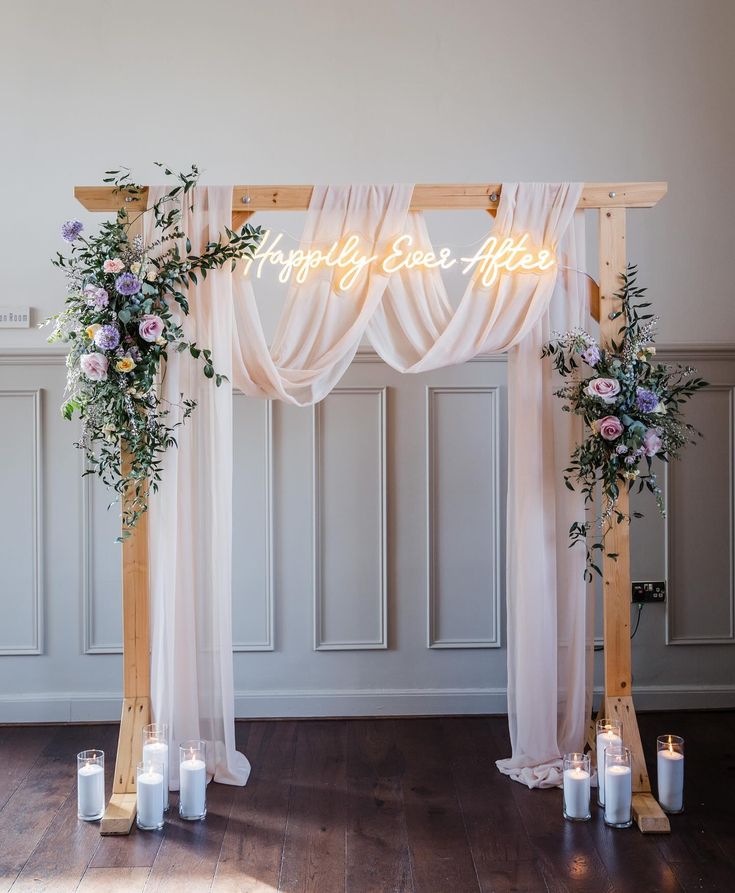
138 314 165 343
596 415 624 441
585 377 621 404
643 428 662 457
80 352 109 381
103 258 125 274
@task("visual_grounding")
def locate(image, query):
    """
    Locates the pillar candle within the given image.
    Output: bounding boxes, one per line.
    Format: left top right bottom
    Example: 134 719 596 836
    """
142 740 169 809
657 747 684 813
179 756 206 819
563 767 591 819
597 730 622 805
604 763 632 826
136 765 164 830
77 762 104 820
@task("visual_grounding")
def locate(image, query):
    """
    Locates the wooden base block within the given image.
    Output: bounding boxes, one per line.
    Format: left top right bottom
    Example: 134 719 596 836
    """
633 793 671 834
100 792 137 836
100 695 150 836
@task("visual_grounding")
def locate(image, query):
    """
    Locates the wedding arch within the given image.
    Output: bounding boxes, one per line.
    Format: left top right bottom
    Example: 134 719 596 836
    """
74 180 669 836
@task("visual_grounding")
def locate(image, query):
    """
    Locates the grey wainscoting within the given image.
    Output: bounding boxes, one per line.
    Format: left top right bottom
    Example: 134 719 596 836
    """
0 346 733 721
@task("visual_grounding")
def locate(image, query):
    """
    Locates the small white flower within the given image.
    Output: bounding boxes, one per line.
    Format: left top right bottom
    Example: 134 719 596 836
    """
130 262 141 275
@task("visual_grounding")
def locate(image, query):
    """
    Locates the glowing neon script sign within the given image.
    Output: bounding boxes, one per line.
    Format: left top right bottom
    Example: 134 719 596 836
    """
241 231 556 291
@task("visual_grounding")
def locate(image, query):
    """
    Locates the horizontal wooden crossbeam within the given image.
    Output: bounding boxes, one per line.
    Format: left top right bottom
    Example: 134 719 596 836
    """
74 182 667 213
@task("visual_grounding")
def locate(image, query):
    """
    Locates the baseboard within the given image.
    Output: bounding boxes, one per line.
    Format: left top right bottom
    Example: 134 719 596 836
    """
1 684 735 724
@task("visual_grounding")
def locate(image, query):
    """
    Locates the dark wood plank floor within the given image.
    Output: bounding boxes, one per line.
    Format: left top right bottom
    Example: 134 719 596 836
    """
0 712 733 892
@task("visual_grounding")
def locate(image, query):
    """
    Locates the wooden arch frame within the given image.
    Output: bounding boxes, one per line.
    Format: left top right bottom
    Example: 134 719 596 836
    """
75 181 669 835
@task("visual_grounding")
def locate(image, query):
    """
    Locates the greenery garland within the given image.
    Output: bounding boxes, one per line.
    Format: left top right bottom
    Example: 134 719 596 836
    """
46 164 264 533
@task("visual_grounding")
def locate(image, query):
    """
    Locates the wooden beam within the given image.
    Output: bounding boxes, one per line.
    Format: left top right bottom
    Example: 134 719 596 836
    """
74 182 668 213
599 208 633 699
597 207 669 834
100 215 151 837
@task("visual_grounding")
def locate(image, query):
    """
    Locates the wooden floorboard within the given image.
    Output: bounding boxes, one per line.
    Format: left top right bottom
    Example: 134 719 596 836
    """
0 727 53 814
345 719 412 893
0 725 113 893
277 720 348 893
9 725 117 893
0 713 732 892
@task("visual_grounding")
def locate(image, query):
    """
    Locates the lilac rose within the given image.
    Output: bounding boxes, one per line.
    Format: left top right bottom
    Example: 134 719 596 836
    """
643 428 663 457
79 352 109 381
596 415 624 441
138 314 165 342
585 377 621 404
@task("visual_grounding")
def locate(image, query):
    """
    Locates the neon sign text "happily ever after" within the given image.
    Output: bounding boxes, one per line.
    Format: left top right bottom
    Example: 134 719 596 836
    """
241 230 556 292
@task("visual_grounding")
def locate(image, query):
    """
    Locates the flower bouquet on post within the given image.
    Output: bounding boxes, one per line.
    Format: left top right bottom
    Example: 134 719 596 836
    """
542 265 707 579
46 165 264 533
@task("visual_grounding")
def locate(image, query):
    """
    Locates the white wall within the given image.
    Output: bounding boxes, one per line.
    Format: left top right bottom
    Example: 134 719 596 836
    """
1 0 734 720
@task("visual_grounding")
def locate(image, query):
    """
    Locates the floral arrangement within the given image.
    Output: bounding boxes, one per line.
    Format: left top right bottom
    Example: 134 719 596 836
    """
46 165 263 531
542 265 707 579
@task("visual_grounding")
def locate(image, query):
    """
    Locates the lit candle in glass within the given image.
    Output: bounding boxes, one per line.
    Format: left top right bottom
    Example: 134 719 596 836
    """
596 718 622 806
179 739 207 821
136 761 164 831
562 752 591 821
604 744 633 828
142 722 169 811
77 750 105 821
657 735 684 814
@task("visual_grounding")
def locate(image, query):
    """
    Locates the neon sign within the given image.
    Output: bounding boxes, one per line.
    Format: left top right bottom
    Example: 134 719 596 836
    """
241 230 556 292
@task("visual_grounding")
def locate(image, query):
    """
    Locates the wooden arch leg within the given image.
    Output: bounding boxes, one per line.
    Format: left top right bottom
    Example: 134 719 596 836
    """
596 208 669 834
100 456 151 835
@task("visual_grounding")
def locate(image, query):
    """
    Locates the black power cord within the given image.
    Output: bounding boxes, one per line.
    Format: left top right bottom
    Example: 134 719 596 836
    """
594 602 644 652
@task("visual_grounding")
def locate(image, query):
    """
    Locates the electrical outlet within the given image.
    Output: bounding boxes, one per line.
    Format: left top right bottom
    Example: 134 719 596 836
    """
632 581 666 604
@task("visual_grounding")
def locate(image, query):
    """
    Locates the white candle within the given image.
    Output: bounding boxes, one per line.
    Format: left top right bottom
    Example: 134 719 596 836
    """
604 763 632 825
179 757 206 818
657 747 684 812
596 730 622 804
137 766 164 830
142 740 169 809
563 767 591 819
77 761 104 819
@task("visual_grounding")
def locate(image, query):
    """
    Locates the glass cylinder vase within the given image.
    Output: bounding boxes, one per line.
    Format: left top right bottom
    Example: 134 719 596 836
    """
77 750 105 822
562 752 591 821
142 722 169 810
179 740 207 821
595 718 623 806
604 745 633 828
136 761 165 831
657 735 684 814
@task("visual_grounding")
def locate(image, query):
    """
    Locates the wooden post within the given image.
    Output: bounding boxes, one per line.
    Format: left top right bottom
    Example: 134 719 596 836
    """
597 208 669 833
100 212 151 836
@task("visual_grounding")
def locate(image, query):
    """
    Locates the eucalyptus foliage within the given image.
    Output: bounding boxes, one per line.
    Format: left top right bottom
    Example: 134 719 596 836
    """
542 265 707 580
46 164 264 533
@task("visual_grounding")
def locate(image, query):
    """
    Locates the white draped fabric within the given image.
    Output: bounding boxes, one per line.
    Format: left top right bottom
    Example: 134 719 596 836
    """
146 182 589 791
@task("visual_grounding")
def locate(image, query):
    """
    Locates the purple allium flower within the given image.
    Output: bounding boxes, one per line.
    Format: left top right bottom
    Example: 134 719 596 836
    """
615 444 628 455
94 324 121 351
635 387 659 413
114 272 142 296
61 220 83 242
580 344 600 366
